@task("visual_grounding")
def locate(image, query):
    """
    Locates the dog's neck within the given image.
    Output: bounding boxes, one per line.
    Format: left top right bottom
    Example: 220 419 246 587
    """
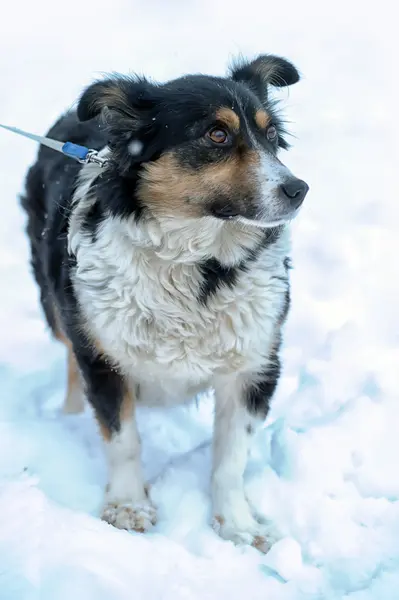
122 214 281 266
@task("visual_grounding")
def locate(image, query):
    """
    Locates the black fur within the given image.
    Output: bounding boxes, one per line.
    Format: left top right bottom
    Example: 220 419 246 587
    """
198 226 284 305
280 288 291 325
80 197 104 244
231 54 300 101
243 266 290 417
245 351 281 417
243 251 291 417
76 59 297 176
76 349 126 433
92 166 145 222
198 259 239 304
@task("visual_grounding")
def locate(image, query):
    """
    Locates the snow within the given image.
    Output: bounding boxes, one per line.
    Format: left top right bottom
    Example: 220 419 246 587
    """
128 140 144 156
0 0 398 597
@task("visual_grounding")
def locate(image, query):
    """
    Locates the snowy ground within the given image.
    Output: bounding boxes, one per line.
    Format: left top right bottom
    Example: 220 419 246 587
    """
0 0 398 598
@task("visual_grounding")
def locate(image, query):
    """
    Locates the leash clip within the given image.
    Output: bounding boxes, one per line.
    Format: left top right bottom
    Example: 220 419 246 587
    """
61 141 108 167
84 150 108 167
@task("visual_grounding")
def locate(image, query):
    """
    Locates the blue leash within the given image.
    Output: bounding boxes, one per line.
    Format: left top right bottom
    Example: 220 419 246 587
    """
0 123 108 167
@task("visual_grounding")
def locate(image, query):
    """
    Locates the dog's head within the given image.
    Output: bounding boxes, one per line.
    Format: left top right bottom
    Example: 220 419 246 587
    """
77 54 308 228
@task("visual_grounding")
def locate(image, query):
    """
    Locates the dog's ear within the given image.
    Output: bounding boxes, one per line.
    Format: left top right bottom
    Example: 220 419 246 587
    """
77 76 156 122
230 54 300 102
77 76 160 172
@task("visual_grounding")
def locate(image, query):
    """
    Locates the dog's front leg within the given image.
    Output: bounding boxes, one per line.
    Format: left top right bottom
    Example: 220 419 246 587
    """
211 371 278 553
76 351 157 532
101 388 157 532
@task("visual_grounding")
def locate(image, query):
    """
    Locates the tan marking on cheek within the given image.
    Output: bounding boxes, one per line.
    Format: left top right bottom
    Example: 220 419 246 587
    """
215 107 240 132
255 109 271 130
137 153 204 218
199 156 239 185
242 148 261 168
202 149 261 215
138 148 261 219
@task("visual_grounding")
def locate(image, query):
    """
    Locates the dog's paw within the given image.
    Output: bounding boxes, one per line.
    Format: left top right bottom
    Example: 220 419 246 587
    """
212 514 273 554
102 501 157 532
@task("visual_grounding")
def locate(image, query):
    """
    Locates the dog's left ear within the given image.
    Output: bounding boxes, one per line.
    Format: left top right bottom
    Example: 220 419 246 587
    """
230 54 300 102
77 76 160 171
77 76 155 122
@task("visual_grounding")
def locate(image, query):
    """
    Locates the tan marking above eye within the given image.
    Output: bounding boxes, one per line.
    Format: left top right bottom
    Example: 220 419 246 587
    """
215 107 240 132
255 109 271 130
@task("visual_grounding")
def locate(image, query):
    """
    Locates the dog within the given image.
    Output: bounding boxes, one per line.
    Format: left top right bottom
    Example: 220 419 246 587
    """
21 53 308 552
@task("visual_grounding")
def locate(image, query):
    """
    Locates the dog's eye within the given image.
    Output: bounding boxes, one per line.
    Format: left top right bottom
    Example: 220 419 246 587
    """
207 127 229 145
266 125 278 142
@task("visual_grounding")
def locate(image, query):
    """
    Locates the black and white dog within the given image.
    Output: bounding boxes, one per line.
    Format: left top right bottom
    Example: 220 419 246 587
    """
22 54 308 552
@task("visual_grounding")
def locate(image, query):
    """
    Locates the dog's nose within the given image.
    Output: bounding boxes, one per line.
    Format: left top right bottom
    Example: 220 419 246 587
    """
279 179 309 209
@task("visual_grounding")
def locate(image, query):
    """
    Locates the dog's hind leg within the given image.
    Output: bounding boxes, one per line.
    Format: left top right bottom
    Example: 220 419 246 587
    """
54 329 85 414
21 164 85 413
63 343 85 414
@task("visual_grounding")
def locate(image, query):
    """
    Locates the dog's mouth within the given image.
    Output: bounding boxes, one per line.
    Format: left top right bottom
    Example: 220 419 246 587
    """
237 214 297 228
210 204 302 229
209 204 242 220
208 178 308 227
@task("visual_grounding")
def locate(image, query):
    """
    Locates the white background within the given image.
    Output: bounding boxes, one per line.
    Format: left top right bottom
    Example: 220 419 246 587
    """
0 1 397 598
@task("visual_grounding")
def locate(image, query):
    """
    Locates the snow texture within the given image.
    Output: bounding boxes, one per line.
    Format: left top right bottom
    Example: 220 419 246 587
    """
0 0 397 598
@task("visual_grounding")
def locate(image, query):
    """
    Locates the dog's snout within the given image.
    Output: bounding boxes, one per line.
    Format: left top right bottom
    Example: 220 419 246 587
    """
279 178 309 209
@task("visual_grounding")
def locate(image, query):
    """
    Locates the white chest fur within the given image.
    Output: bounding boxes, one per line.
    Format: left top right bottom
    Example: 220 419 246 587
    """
70 200 290 399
